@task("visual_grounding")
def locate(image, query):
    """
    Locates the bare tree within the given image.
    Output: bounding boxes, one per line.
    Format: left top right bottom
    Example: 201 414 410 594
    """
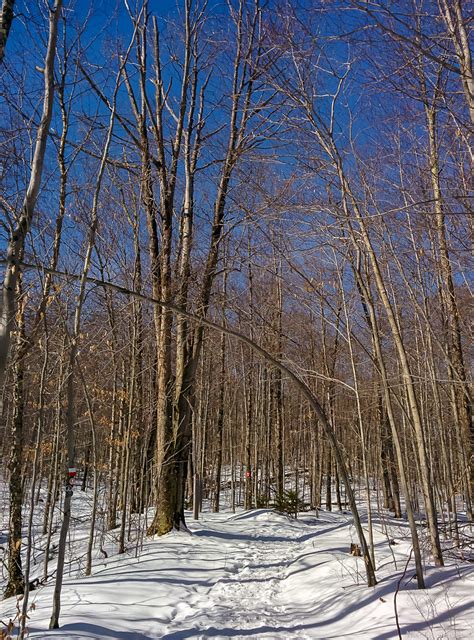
49 28 137 627
1 0 62 600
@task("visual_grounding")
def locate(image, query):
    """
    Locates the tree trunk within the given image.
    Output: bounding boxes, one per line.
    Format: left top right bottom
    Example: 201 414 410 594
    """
0 0 61 403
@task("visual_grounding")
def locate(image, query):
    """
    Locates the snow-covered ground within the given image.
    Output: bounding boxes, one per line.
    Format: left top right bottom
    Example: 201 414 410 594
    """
1 499 473 639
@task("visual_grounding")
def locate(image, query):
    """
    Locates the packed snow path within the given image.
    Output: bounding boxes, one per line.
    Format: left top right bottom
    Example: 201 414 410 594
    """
2 509 473 639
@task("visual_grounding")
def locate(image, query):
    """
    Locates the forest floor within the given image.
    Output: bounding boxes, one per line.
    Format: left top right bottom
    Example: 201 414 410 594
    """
1 492 474 639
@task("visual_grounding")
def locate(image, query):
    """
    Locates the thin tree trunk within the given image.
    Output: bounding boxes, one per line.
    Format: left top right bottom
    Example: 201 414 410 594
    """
49 39 131 627
353 254 426 588
0 0 62 403
4 292 26 598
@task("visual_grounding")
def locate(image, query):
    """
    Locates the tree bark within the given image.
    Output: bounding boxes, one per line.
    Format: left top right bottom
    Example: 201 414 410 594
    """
0 0 15 63
0 0 62 406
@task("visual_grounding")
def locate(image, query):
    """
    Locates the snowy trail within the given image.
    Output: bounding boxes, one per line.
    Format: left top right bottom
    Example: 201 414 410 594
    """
167 511 396 639
167 512 307 636
1 508 473 639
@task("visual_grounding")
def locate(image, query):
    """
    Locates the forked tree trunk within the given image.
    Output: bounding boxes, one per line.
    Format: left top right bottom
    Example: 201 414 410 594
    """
148 0 269 535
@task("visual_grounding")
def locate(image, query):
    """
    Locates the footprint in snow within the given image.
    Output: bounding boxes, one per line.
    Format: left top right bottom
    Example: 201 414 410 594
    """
170 600 197 623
